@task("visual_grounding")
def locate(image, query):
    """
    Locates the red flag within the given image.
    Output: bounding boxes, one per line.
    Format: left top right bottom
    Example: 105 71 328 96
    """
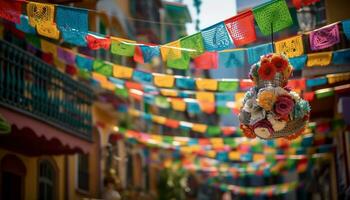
0 1 22 24
224 10 256 47
240 79 254 90
165 119 180 128
85 34 111 50
193 52 218 69
133 46 144 64
65 64 78 76
125 81 143 91
303 91 315 101
292 0 320 9
288 78 306 90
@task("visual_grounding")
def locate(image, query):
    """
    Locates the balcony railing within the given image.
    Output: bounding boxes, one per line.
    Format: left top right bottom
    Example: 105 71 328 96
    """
0 39 93 141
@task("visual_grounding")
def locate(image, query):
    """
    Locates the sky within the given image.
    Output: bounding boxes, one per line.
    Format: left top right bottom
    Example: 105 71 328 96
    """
181 0 237 35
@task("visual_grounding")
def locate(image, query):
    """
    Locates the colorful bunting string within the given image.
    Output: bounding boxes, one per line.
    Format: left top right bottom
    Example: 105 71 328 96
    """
3 1 348 72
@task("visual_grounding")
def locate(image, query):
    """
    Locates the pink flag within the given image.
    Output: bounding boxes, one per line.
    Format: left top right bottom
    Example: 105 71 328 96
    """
309 23 340 51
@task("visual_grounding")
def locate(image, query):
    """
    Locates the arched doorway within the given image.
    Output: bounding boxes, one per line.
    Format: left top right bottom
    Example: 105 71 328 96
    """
1 154 26 200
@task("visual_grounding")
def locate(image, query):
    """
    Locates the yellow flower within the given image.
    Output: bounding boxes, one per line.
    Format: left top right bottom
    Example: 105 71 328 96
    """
257 90 276 111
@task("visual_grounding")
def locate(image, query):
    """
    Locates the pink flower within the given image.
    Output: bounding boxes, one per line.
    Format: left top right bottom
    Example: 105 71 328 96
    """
274 95 295 117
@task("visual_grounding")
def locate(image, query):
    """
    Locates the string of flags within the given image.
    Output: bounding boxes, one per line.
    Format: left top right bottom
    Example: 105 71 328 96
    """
209 180 299 196
4 27 349 103
157 152 319 178
1 0 349 71
116 125 335 161
108 80 350 116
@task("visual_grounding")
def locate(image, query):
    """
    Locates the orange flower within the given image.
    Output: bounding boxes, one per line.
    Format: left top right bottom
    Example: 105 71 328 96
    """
271 55 288 72
258 62 276 80
240 124 256 138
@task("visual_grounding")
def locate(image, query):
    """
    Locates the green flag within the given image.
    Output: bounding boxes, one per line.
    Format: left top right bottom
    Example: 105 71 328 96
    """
93 59 113 76
218 80 239 92
253 0 293 36
180 33 204 58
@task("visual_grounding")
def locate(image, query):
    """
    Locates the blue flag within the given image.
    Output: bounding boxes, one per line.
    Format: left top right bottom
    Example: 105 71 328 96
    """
247 43 273 64
332 49 350 64
289 55 307 70
219 49 245 68
132 70 153 84
201 22 234 51
56 6 88 46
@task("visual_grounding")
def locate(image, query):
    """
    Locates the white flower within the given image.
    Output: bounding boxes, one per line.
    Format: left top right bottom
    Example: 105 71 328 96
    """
254 127 271 139
267 114 286 131
289 91 301 101
243 99 256 113
250 107 266 125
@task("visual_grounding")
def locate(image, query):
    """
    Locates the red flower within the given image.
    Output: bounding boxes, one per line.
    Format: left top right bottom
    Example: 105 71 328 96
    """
271 56 288 72
258 62 276 80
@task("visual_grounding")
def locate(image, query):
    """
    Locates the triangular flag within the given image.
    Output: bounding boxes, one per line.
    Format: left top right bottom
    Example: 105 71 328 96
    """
133 46 144 64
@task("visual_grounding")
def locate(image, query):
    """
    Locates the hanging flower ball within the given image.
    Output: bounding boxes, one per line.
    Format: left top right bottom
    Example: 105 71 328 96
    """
238 53 310 140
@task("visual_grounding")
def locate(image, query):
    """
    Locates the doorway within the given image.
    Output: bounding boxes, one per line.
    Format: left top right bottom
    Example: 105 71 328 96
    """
1 154 26 200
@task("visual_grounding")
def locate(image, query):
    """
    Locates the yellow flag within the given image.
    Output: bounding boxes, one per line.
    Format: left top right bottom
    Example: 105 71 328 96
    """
192 123 207 133
252 154 265 162
113 65 134 79
150 135 163 143
153 73 175 88
275 35 304 58
41 39 58 57
210 138 223 145
171 99 186 111
307 52 332 67
27 2 60 39
207 151 216 158
228 151 240 161
196 91 215 103
160 40 181 61
152 115 166 125
160 89 178 97
196 78 218 91
327 72 350 84
92 72 107 83
101 81 116 91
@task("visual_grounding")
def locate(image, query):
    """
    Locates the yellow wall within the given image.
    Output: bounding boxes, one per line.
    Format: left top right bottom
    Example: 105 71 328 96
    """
0 145 100 200
0 149 65 200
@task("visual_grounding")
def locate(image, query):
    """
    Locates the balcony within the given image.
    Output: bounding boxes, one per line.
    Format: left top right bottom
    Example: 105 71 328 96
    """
0 39 93 143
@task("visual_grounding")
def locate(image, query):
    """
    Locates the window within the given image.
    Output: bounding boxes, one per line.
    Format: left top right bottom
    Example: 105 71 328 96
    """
77 154 89 191
38 160 56 200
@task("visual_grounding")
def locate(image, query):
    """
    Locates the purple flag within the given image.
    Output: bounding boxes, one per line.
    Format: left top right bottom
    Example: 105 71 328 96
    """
309 23 340 51
57 47 76 65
